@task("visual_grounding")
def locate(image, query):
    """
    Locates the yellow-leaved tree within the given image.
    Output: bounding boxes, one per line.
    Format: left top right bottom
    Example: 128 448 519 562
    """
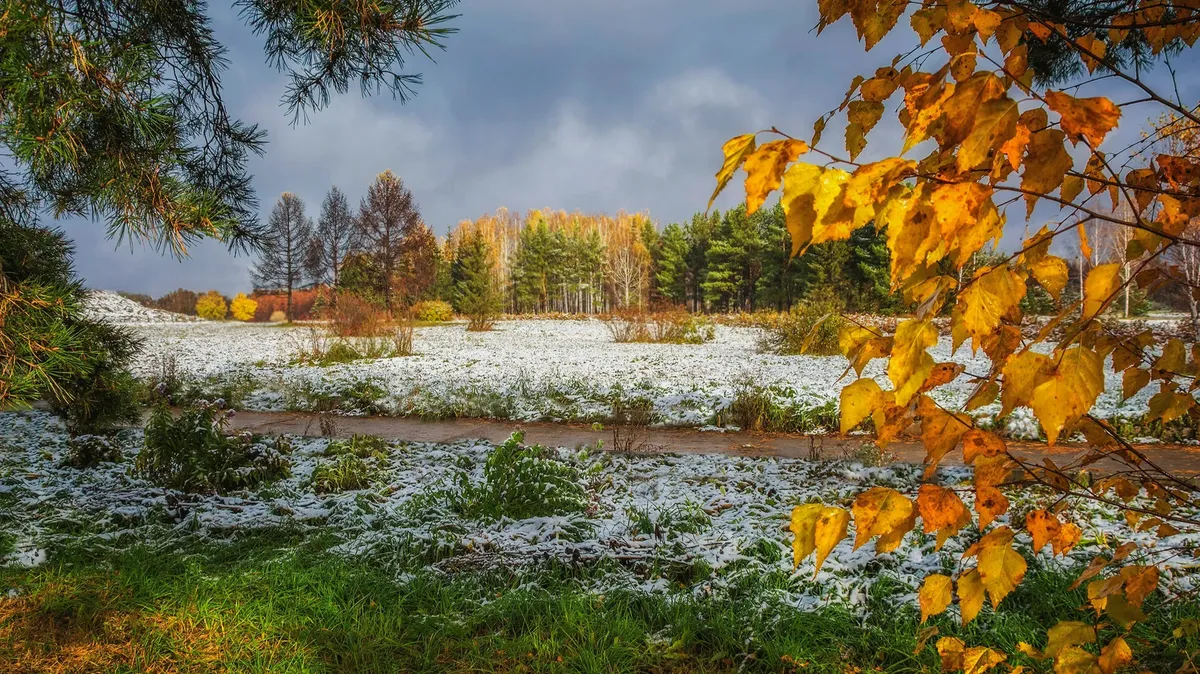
230 293 258 321
712 2 1200 672
195 290 228 321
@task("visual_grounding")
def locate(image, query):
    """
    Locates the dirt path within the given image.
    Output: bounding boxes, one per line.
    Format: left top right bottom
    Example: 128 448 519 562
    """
222 410 1200 475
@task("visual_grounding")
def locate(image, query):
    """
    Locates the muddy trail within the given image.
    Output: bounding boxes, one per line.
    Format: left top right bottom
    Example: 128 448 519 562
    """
214 409 1200 476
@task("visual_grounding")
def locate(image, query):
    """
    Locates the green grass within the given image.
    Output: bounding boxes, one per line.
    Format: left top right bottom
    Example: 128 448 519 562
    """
2 528 1197 673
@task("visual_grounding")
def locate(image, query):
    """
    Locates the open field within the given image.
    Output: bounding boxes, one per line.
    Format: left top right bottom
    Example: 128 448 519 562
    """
2 410 1199 671
124 317 1167 438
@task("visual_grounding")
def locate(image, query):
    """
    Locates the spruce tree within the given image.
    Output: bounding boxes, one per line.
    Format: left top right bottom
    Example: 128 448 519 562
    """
452 230 500 330
702 205 763 312
654 223 690 306
253 193 313 321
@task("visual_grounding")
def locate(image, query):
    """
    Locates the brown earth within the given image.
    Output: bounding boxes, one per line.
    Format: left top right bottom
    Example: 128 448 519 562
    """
219 410 1200 476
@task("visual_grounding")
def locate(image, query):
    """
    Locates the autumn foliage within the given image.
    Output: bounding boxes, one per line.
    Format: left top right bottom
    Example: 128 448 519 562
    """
715 2 1200 671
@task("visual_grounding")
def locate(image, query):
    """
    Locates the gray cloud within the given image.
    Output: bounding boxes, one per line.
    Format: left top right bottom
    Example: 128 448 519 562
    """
58 2 1200 295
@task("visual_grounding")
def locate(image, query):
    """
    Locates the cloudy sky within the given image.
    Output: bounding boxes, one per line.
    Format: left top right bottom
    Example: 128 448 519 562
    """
59 1 1200 296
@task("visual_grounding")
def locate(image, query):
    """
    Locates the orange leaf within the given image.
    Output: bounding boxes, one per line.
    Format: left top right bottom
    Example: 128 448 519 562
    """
851 486 916 553
918 484 972 550
743 139 808 215
975 486 1009 529
1046 91 1122 148
709 134 756 211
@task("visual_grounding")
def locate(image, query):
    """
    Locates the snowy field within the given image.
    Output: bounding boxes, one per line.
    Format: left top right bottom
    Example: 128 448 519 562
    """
122 316 1155 431
1 411 1196 612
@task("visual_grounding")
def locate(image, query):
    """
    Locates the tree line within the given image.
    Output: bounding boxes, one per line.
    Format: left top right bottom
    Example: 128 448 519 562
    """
245 179 906 318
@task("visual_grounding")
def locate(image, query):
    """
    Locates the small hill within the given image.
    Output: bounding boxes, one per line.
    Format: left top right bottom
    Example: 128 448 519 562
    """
83 290 201 324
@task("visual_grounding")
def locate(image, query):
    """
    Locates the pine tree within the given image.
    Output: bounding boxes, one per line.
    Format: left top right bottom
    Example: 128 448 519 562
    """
845 224 897 313
702 205 763 312
253 193 312 321
1 220 141 434
306 186 357 303
452 230 500 330
754 202 802 311
356 170 429 310
683 211 718 312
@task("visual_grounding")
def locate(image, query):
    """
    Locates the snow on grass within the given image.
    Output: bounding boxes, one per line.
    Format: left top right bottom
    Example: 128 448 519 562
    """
83 290 200 324
2 411 1195 613
124 319 1156 427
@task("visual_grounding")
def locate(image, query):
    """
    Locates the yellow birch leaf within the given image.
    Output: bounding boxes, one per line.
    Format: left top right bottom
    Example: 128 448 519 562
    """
1026 509 1061 553
957 568 986 625
919 396 971 468
790 503 822 568
1122 368 1150 402
1000 350 1051 417
965 381 999 411
915 626 940 654
956 265 1027 353
918 484 972 550
844 158 915 210
920 573 953 623
962 429 1005 464
910 6 945 46
1083 263 1122 320
973 528 1027 607
1076 34 1107 73
956 97 1019 174
743 139 809 216
790 504 850 574
1105 594 1147 628
889 319 938 407
1052 522 1082 556
975 486 1009 529
962 647 1007 674
974 453 1017 489
1097 636 1133 674
1046 91 1122 147
841 377 883 434
1147 388 1195 425
709 134 756 210
1030 347 1105 445
938 636 966 670
1030 254 1069 301
1021 128 1074 216
1054 646 1098 674
1120 565 1159 607
851 486 916 552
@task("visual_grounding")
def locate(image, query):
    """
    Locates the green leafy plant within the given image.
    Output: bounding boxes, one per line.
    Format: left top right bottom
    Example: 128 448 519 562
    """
453 432 588 521
136 403 291 493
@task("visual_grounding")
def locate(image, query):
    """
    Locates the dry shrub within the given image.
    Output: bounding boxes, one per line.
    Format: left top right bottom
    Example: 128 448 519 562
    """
646 308 715 344
603 309 714 344
329 295 387 337
602 309 649 343
390 309 415 356
758 296 844 356
269 310 286 323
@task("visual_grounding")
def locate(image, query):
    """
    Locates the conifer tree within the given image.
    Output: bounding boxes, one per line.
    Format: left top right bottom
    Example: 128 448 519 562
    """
253 193 313 321
452 230 500 330
306 186 357 303
356 171 429 310
654 223 690 306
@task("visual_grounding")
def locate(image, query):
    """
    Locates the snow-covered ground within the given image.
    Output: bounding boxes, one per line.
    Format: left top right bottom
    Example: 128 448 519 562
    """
122 319 1155 429
83 290 200 324
1 411 1195 611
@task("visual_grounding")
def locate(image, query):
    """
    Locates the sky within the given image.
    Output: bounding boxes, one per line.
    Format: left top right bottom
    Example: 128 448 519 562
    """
57 1 1200 296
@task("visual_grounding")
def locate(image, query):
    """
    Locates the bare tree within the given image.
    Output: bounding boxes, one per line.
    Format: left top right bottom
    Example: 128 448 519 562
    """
1163 219 1200 338
305 186 357 303
253 193 312 321
356 170 425 310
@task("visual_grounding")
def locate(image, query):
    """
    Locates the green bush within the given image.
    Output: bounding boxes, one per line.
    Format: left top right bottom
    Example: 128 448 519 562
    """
413 300 454 323
62 434 124 468
758 296 844 356
136 403 291 493
310 454 375 493
323 434 390 460
454 432 588 521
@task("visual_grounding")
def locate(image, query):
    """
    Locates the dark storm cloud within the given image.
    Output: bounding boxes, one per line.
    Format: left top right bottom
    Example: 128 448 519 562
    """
58 2 1200 295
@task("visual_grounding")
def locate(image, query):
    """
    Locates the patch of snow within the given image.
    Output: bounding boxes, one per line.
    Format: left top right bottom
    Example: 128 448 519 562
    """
83 290 201 324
